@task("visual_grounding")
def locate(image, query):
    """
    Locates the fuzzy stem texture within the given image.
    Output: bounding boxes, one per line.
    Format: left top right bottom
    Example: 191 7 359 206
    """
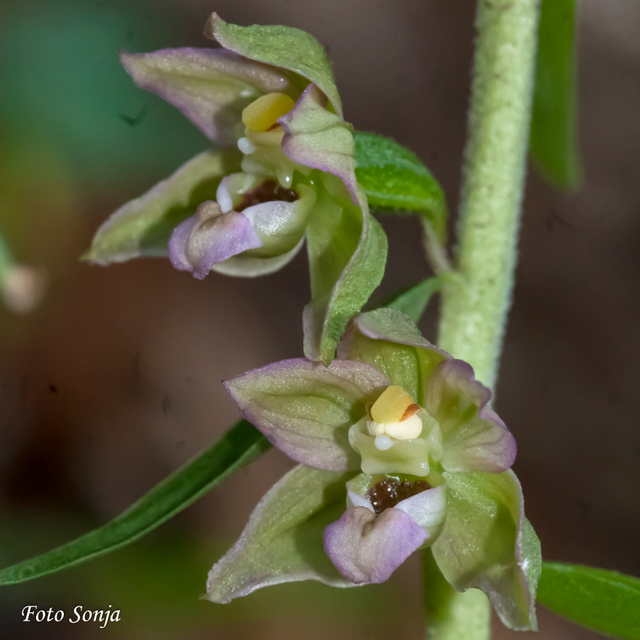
426 0 540 638
438 0 539 389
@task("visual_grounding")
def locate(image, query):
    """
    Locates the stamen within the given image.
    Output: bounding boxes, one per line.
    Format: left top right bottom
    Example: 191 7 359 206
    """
242 92 296 132
371 385 416 424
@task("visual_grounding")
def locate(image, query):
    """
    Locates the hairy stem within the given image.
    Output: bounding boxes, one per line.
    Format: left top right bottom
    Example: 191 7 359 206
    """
426 0 540 638
438 0 540 388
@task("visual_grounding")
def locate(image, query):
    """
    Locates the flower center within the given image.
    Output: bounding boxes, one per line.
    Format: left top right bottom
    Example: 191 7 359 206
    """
236 180 299 212
367 385 422 450
366 478 431 515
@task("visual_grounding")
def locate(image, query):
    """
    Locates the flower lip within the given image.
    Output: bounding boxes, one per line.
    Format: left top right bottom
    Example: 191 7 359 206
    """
168 201 263 279
366 478 432 515
235 179 299 212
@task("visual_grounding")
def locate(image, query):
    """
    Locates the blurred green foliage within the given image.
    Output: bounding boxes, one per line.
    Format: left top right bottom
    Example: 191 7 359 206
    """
530 0 582 190
0 0 206 190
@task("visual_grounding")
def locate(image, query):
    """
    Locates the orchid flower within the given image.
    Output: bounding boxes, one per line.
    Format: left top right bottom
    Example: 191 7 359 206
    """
207 308 541 632
84 14 387 363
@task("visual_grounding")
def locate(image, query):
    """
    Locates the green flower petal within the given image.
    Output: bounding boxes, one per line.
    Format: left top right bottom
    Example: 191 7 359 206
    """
303 188 388 365
337 308 448 404
279 84 358 203
225 358 389 471
431 470 541 631
206 464 355 603
206 13 342 117
120 48 296 144
84 150 237 264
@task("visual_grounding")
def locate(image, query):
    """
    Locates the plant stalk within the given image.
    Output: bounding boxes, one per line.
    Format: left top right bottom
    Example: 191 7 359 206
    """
427 0 540 638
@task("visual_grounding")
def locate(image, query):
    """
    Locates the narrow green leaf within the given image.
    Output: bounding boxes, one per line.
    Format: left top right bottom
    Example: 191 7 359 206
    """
0 420 270 586
385 277 442 324
538 562 640 639
530 0 581 190
353 132 447 243
84 150 239 264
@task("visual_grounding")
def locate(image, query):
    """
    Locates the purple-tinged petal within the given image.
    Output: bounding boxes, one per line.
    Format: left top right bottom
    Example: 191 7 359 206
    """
279 85 358 204
337 308 449 404
425 360 516 473
431 470 541 631
168 201 262 280
85 151 226 265
224 358 390 471
395 484 447 540
211 237 304 277
207 465 356 603
167 214 199 272
324 506 428 584
347 479 447 540
346 488 374 511
206 13 343 117
210 180 316 277
120 48 295 144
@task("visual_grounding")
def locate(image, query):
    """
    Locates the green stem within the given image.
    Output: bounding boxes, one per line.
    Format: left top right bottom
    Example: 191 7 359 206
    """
438 0 540 388
427 0 540 638
422 550 491 640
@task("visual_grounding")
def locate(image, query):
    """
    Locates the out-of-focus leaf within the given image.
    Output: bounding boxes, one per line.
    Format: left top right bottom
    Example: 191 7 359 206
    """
385 277 442 324
0 420 270 585
84 150 239 264
354 132 447 243
530 0 581 190
538 562 640 639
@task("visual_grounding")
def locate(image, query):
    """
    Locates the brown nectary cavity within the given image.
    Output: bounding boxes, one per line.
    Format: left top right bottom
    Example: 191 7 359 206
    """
366 478 431 515
237 180 298 211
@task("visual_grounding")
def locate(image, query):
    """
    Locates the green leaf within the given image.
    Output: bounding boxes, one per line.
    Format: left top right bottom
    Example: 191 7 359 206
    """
304 187 388 365
538 562 640 640
385 277 442 324
83 150 239 264
431 470 541 631
206 13 342 117
354 132 447 243
207 464 355 603
530 0 581 190
0 420 270 586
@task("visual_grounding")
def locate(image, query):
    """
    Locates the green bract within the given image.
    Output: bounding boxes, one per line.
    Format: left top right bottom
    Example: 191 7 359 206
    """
353 132 448 243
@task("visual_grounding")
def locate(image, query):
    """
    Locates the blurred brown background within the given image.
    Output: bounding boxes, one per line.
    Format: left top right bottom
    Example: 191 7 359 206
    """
1 0 638 638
